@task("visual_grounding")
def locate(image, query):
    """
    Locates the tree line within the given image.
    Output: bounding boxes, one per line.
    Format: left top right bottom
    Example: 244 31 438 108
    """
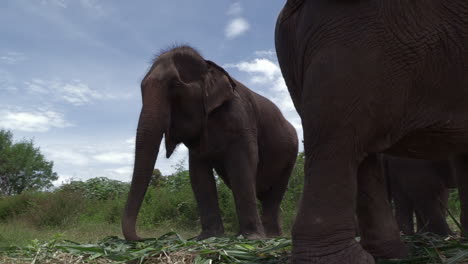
0 130 57 195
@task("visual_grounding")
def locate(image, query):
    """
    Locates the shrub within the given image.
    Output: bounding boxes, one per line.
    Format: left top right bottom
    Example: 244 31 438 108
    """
25 191 84 228
138 183 199 229
60 177 129 200
217 181 238 232
0 192 37 221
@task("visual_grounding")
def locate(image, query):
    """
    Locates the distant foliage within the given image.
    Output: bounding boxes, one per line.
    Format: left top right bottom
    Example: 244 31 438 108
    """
150 169 163 187
0 130 58 195
60 177 129 200
165 159 190 192
280 152 304 231
0 153 307 234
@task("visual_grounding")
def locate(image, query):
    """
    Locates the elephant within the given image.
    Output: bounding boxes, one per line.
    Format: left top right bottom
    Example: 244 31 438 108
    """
275 1 468 263
122 45 299 241
384 156 455 236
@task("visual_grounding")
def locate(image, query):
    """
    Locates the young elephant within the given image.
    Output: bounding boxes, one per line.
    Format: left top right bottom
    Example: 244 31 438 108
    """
384 156 455 236
122 46 298 241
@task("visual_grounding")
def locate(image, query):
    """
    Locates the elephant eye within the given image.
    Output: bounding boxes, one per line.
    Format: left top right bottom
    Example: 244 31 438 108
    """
173 80 184 88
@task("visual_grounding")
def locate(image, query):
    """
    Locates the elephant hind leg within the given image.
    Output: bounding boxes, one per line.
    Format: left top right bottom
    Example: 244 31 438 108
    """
414 194 451 236
258 191 283 237
257 173 290 237
357 155 408 260
392 185 415 235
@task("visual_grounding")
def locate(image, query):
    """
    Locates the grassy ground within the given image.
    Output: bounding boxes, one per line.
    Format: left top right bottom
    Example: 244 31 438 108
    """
3 230 468 263
0 220 198 248
1 218 468 264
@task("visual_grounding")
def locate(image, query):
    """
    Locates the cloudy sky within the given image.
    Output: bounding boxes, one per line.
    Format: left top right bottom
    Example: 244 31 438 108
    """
0 0 302 185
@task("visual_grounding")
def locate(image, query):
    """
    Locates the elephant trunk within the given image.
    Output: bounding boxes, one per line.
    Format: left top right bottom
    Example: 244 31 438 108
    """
122 96 169 241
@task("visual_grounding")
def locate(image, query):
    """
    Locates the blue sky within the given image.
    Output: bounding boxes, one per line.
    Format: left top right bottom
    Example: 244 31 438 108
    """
0 0 302 185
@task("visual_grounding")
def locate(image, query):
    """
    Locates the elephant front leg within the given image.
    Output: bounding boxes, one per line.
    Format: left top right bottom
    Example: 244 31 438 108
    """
356 154 408 259
225 141 265 239
189 153 224 239
292 149 374 264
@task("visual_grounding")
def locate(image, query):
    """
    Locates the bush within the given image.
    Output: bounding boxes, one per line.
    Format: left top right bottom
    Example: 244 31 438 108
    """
217 181 238 232
0 192 37 221
280 152 304 231
79 197 126 224
60 177 129 200
449 189 461 219
25 191 84 228
139 183 199 229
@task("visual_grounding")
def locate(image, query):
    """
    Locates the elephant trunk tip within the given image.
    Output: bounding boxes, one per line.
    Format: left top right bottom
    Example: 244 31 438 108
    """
122 214 143 241
122 225 142 241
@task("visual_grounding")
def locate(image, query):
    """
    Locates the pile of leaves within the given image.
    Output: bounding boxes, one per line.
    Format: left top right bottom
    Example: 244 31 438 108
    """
2 233 468 264
0 232 290 264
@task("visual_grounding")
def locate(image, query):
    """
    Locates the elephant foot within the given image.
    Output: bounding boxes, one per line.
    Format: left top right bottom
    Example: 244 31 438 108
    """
263 224 282 238
292 239 375 264
196 230 224 240
236 230 265 240
265 229 282 238
361 239 409 260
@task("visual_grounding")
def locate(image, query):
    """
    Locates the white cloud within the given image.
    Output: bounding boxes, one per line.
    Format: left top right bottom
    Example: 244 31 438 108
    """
225 51 303 146
227 2 243 16
231 58 281 84
0 52 26 64
93 151 134 164
110 166 133 175
40 0 67 8
52 174 74 187
125 137 136 147
254 50 276 59
0 70 17 91
80 0 106 17
43 148 90 166
0 108 72 132
105 166 133 180
225 18 250 39
225 56 294 111
24 78 123 106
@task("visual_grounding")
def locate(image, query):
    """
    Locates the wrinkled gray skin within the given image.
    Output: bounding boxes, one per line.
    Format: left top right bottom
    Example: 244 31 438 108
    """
384 156 455 236
275 0 468 263
122 46 298 241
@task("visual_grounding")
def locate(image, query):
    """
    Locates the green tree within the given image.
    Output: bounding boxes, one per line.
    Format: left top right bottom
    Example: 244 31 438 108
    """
150 168 164 188
0 130 58 195
165 159 190 192
60 177 129 200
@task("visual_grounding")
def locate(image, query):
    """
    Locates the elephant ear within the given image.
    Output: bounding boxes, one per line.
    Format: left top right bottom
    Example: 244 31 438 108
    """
172 53 208 83
204 60 237 113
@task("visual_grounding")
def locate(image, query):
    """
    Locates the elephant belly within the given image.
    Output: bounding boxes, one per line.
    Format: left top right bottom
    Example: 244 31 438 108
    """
386 123 468 159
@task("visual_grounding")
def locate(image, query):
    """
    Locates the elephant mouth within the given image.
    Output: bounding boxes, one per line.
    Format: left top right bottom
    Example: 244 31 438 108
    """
164 129 179 158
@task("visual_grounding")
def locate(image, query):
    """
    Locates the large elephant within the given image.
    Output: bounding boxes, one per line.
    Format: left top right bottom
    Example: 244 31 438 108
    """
122 46 298 241
275 1 468 263
384 156 455 236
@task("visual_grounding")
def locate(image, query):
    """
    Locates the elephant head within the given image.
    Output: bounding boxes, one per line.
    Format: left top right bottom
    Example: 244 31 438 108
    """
122 46 236 241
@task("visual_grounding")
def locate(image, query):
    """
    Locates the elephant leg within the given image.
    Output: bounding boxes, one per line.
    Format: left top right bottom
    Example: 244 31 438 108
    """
392 191 415 235
189 153 224 239
225 141 264 239
291 148 374 263
258 191 284 237
258 173 290 237
258 157 295 238
414 195 451 236
357 154 408 259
